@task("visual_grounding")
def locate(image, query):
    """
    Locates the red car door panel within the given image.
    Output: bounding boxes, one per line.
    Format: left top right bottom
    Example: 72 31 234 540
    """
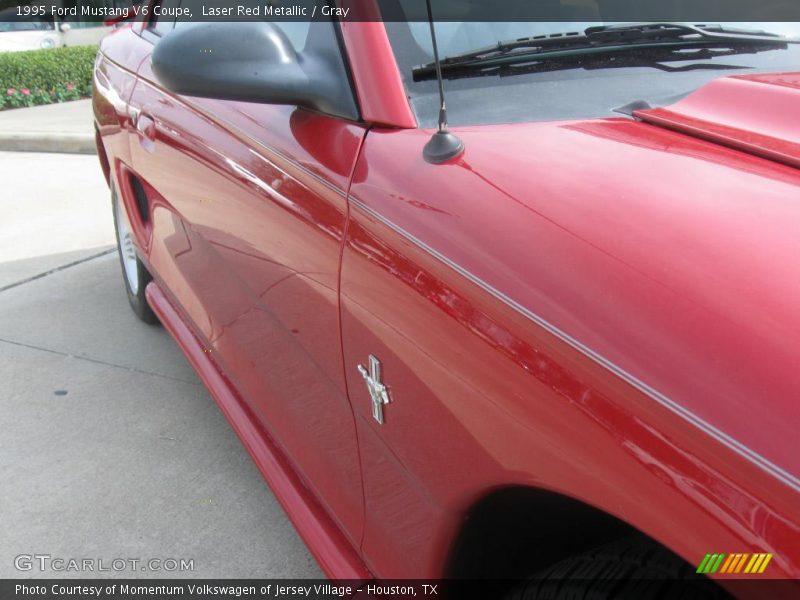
126 48 368 545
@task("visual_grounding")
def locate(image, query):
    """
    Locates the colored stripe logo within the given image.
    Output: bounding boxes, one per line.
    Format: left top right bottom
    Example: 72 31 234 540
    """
697 553 772 574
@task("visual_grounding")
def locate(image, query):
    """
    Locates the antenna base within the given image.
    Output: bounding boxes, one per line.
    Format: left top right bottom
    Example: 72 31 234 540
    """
423 130 465 164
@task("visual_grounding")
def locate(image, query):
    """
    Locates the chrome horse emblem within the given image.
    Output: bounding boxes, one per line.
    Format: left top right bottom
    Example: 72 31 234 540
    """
357 355 391 425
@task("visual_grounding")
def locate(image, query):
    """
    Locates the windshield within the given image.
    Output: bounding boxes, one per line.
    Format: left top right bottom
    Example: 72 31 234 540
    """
385 21 800 127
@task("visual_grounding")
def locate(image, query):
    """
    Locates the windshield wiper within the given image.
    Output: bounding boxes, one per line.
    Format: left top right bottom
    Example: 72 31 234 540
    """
417 45 784 82
412 23 799 80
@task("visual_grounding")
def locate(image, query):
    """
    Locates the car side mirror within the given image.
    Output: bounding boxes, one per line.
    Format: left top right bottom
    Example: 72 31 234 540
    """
152 22 358 120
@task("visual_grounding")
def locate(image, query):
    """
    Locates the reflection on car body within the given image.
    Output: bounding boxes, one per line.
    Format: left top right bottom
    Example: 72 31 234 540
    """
92 1 800 594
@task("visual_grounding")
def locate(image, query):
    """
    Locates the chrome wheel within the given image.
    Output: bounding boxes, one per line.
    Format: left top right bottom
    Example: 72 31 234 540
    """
115 193 139 295
112 184 157 325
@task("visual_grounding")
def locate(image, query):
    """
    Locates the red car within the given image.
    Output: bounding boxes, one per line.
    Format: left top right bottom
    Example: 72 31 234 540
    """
93 4 800 597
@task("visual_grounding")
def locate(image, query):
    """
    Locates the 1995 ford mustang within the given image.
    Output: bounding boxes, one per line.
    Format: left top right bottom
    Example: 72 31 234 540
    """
93 1 800 596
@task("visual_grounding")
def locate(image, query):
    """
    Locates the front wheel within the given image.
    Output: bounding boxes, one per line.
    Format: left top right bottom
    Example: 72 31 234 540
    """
111 184 158 325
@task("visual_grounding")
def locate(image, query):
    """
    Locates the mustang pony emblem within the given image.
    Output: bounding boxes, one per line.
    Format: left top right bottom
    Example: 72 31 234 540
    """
357 355 391 424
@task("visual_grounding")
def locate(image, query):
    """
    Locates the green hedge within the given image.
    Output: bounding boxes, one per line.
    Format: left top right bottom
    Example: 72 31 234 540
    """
0 45 97 109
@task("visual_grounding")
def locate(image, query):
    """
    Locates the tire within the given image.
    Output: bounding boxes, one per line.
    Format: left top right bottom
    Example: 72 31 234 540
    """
507 537 726 600
111 184 159 325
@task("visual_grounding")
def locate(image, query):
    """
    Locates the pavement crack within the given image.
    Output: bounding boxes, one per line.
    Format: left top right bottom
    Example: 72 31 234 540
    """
0 248 116 293
0 336 201 386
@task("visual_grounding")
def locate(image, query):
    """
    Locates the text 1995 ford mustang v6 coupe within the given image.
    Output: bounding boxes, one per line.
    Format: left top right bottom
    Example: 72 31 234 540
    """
93 1 800 596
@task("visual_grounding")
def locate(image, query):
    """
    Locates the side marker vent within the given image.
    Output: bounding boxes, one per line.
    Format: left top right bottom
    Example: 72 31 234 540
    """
129 175 150 222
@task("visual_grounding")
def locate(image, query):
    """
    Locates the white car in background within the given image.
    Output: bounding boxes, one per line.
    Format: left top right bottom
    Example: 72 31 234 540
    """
0 12 110 52
0 15 61 52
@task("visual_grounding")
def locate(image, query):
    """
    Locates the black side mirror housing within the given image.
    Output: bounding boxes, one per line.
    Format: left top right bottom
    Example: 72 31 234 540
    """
152 22 358 121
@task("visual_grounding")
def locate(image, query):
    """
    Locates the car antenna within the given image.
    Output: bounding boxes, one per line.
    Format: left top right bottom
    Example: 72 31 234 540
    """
422 0 465 164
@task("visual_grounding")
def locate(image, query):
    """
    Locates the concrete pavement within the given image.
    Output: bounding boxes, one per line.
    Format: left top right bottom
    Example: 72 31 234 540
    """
0 152 113 289
0 151 322 578
0 99 95 155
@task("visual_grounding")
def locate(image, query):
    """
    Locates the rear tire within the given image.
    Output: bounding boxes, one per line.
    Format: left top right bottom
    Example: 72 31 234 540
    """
111 184 158 325
507 537 725 600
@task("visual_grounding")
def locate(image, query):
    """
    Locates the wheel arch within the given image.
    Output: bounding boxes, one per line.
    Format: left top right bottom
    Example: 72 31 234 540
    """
444 485 693 580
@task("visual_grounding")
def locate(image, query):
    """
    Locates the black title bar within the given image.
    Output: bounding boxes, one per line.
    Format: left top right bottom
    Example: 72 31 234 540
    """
1 0 800 23
3 579 800 600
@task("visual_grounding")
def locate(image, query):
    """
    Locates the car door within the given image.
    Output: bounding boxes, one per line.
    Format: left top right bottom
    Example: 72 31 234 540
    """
126 4 368 546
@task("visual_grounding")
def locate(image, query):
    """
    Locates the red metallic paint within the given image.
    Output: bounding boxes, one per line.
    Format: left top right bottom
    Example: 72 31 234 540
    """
636 73 800 168
145 282 371 580
93 16 800 588
342 121 800 579
338 20 417 128
127 58 370 548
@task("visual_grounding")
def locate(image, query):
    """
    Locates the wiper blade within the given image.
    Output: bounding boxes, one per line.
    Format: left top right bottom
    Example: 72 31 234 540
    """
424 46 770 83
584 22 792 43
412 23 799 80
